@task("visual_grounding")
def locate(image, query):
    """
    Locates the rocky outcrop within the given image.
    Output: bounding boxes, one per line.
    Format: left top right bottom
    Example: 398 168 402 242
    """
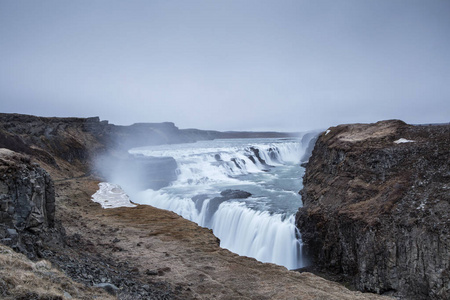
219 189 252 199
296 120 450 299
0 114 110 175
0 149 55 232
0 148 64 261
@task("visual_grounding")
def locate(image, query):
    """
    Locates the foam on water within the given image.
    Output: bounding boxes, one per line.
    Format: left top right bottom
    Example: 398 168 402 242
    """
136 188 305 269
212 201 303 269
130 137 316 269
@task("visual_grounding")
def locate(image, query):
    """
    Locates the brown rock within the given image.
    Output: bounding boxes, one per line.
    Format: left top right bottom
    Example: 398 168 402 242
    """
296 120 450 299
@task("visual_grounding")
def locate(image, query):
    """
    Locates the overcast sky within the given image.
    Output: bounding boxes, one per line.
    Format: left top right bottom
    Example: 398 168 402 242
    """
1 1 449 131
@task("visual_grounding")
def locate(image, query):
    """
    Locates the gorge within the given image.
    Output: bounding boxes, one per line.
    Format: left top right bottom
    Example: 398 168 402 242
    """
0 113 448 299
125 137 317 270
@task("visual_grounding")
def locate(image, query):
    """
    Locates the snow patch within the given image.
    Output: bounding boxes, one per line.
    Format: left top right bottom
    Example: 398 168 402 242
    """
394 138 415 144
0 148 16 156
325 130 331 136
91 182 136 208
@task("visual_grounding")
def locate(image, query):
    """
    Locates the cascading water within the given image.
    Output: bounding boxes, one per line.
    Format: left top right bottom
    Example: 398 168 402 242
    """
128 136 315 270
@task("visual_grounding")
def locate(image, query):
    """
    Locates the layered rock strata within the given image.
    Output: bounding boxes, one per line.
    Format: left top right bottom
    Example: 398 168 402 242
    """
296 120 449 299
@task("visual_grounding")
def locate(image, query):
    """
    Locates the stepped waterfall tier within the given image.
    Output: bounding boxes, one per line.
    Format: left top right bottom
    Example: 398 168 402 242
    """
125 136 317 270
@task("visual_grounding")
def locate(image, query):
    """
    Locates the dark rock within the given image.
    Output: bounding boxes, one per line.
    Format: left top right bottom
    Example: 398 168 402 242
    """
198 190 253 226
267 147 281 164
94 282 119 295
0 149 55 231
44 242 177 300
157 267 171 276
248 147 273 169
1 238 12 245
0 150 67 260
6 228 17 238
296 120 450 299
191 194 210 212
146 269 158 276
220 189 252 199
230 157 243 169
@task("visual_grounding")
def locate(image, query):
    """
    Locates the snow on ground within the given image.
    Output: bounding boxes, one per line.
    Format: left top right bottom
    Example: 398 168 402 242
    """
394 138 415 144
325 129 331 135
91 182 136 208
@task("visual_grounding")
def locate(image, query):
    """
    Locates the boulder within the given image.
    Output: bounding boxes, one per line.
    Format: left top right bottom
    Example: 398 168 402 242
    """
220 189 252 199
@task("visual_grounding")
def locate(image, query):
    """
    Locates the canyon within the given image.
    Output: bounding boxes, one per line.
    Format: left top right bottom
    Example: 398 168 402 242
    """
2 113 447 299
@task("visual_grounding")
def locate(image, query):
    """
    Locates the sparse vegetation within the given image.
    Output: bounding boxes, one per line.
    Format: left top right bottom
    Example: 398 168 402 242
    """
0 244 113 300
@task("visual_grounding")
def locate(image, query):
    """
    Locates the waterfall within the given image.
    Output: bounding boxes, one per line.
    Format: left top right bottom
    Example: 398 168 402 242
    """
212 202 304 269
129 136 316 269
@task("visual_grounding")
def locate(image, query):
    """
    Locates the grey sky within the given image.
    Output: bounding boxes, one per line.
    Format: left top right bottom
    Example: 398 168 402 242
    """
1 0 449 131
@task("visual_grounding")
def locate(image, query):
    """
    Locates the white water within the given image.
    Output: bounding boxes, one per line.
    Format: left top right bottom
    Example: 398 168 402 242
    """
129 137 314 270
212 202 301 268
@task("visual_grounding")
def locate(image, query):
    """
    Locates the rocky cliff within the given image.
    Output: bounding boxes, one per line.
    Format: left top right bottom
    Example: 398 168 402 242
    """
0 114 110 177
0 148 55 232
0 148 64 264
296 120 450 299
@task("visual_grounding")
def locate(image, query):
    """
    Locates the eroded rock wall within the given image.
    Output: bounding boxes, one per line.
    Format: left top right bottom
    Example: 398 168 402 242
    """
0 149 55 232
296 120 450 299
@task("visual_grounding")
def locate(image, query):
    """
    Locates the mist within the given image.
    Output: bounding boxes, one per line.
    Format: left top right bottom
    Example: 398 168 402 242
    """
94 153 178 200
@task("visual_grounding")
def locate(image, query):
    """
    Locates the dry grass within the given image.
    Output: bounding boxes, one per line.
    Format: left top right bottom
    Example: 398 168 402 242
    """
0 244 114 300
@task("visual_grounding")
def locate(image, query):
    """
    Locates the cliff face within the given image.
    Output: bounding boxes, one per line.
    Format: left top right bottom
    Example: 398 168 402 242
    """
0 148 62 262
0 149 55 232
296 120 450 299
0 114 110 175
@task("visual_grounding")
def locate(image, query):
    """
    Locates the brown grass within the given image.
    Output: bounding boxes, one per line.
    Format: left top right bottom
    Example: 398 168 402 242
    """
0 244 114 300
